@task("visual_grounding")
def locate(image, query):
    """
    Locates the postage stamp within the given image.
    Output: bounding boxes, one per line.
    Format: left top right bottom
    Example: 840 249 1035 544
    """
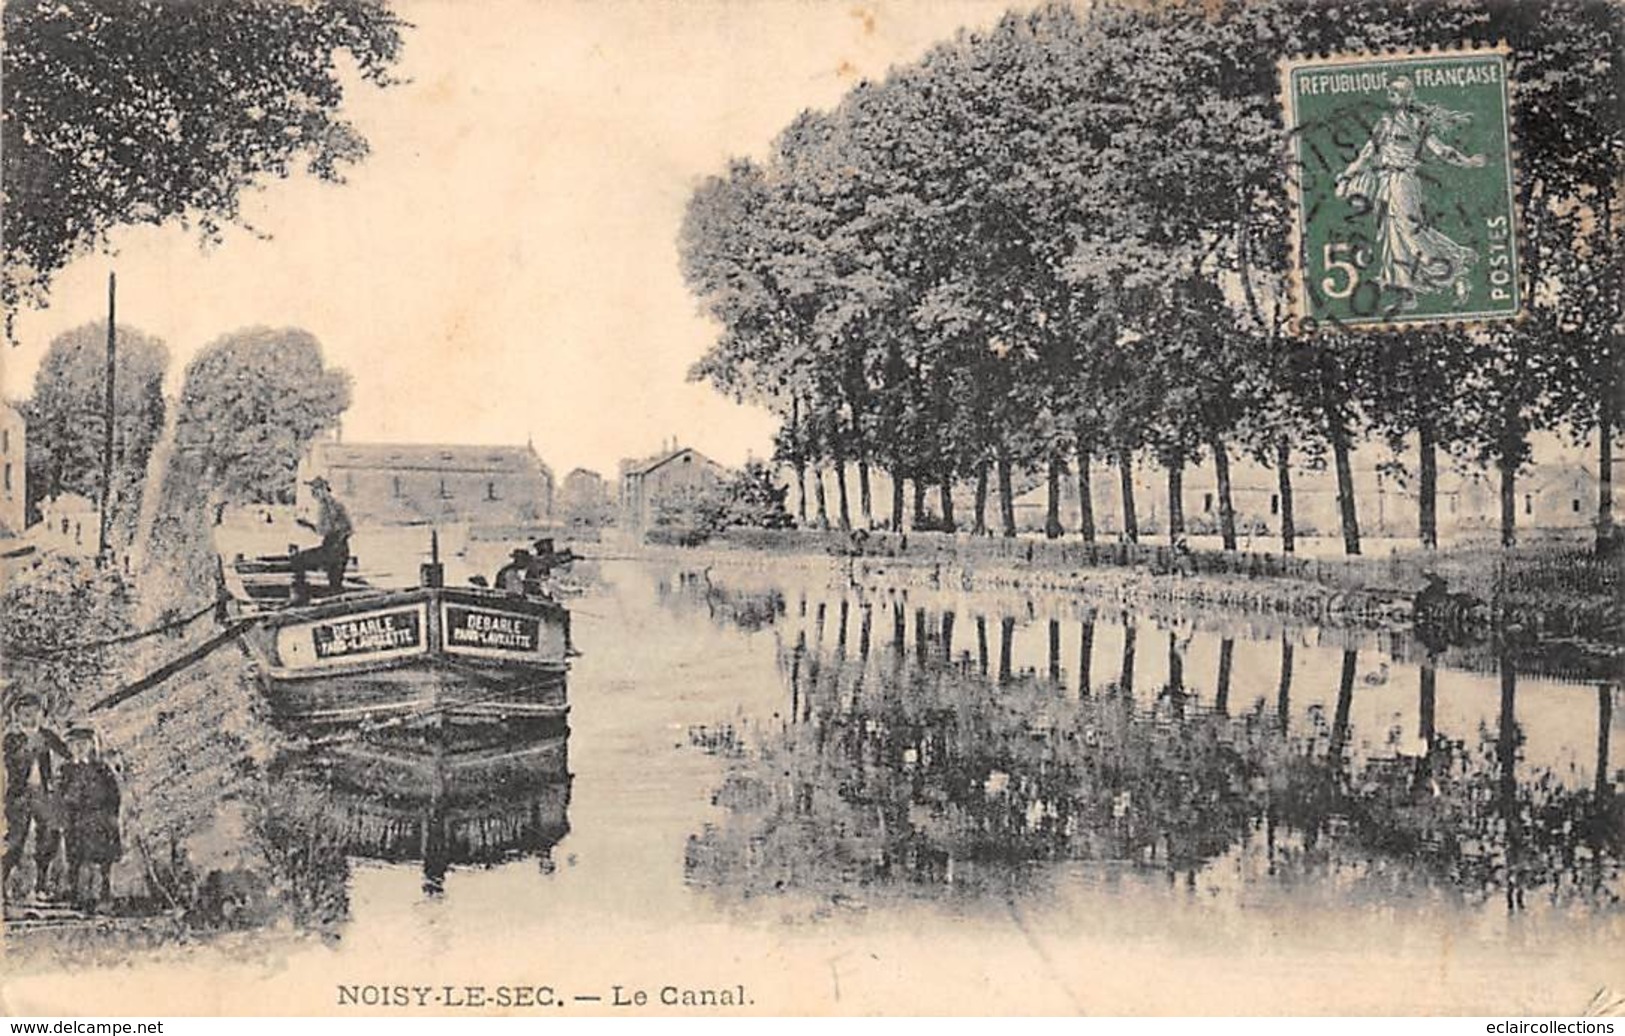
1281 47 1519 329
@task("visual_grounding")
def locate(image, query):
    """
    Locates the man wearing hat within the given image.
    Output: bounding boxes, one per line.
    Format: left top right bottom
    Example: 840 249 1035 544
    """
494 548 533 594
291 476 354 590
3 693 68 900
528 537 578 578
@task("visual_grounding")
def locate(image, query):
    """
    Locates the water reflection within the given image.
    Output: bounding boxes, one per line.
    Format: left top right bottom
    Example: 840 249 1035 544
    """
677 574 1623 914
271 720 571 899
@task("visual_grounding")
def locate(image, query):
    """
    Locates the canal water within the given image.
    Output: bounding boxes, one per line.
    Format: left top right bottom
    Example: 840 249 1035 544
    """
8 555 1622 1015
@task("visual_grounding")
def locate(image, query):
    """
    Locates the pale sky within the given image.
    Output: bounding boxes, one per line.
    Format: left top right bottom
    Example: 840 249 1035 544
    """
3 0 1017 477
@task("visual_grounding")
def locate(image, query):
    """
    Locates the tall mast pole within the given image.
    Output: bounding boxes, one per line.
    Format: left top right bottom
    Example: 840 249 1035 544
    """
98 271 117 567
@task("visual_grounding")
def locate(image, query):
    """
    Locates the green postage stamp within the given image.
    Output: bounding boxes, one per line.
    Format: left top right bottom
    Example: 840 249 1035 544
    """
1281 47 1519 329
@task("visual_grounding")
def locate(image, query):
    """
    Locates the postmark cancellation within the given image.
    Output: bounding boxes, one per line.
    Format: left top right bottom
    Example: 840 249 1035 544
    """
1281 47 1520 330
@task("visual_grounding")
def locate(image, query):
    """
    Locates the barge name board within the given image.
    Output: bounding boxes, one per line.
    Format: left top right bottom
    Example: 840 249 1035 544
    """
446 605 541 654
312 608 424 659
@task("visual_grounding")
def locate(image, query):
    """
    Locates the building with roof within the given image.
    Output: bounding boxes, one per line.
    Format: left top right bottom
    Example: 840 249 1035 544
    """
296 440 554 527
619 441 728 532
1010 452 1605 542
0 401 24 536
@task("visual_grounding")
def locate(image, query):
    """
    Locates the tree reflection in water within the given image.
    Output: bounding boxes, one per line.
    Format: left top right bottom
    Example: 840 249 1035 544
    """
680 582 1623 915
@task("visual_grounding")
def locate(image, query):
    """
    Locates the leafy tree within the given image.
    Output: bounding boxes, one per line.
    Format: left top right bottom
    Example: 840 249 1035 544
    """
721 460 795 530
22 321 168 534
556 472 615 530
680 0 1625 558
652 482 729 536
2 0 409 332
175 327 351 510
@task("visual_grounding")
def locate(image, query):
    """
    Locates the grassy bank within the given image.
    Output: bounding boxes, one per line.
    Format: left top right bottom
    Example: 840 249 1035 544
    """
660 527 1623 644
2 452 345 946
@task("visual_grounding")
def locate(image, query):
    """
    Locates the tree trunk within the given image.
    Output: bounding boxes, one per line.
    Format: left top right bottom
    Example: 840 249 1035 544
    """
834 456 851 532
976 614 989 675
1167 631 1184 694
1328 409 1361 555
1210 433 1237 551
1119 619 1137 691
1598 683 1613 800
1215 638 1234 715
1166 459 1184 540
858 457 873 529
939 473 956 533
1045 454 1063 540
1276 635 1294 731
997 450 1016 538
1332 649 1357 762
814 467 829 531
1419 660 1437 746
912 478 927 529
1598 406 1614 547
790 397 807 527
890 468 905 532
998 616 1015 682
1075 439 1096 543
1078 614 1095 697
794 461 808 527
1499 451 1517 548
1276 438 1296 555
1498 650 1521 913
1118 452 1139 544
1418 418 1439 549
973 463 989 536
1048 619 1061 683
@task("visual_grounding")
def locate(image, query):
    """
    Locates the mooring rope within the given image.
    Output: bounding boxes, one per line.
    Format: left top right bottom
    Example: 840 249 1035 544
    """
3 597 225 660
84 619 256 714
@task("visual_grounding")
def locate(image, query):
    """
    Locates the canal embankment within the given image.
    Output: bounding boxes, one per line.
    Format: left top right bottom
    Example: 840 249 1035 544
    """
636 527 1623 669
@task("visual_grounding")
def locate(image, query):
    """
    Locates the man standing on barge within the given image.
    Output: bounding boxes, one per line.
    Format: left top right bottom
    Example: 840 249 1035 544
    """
292 476 354 590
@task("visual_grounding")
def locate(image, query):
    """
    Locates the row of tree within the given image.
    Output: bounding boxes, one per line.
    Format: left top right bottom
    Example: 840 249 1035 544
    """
679 0 1623 554
21 323 351 536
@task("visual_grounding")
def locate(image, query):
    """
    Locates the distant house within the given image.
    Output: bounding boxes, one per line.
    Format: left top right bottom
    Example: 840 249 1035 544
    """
558 467 613 529
297 440 554 527
0 402 24 536
33 493 97 556
619 442 727 531
1013 462 1160 536
1525 464 1600 529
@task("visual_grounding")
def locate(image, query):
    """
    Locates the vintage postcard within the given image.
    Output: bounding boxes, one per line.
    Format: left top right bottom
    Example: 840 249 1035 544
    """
0 0 1621 1021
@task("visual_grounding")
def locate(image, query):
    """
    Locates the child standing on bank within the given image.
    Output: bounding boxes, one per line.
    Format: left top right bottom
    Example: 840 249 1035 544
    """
58 728 122 911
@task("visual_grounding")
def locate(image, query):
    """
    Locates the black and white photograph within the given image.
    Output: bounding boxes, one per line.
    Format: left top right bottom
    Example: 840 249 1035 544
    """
0 0 1621 1019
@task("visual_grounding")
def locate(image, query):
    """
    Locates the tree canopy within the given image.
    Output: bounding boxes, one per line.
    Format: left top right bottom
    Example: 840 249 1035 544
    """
175 327 352 506
22 321 169 532
679 0 1625 553
1 0 409 332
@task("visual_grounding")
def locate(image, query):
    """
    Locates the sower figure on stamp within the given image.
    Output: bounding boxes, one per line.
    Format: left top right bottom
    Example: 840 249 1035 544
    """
291 476 354 594
2 693 68 902
57 727 123 911
1335 76 1487 310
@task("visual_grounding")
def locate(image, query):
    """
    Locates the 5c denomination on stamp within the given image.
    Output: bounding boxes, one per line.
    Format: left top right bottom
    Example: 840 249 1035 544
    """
1281 47 1519 329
